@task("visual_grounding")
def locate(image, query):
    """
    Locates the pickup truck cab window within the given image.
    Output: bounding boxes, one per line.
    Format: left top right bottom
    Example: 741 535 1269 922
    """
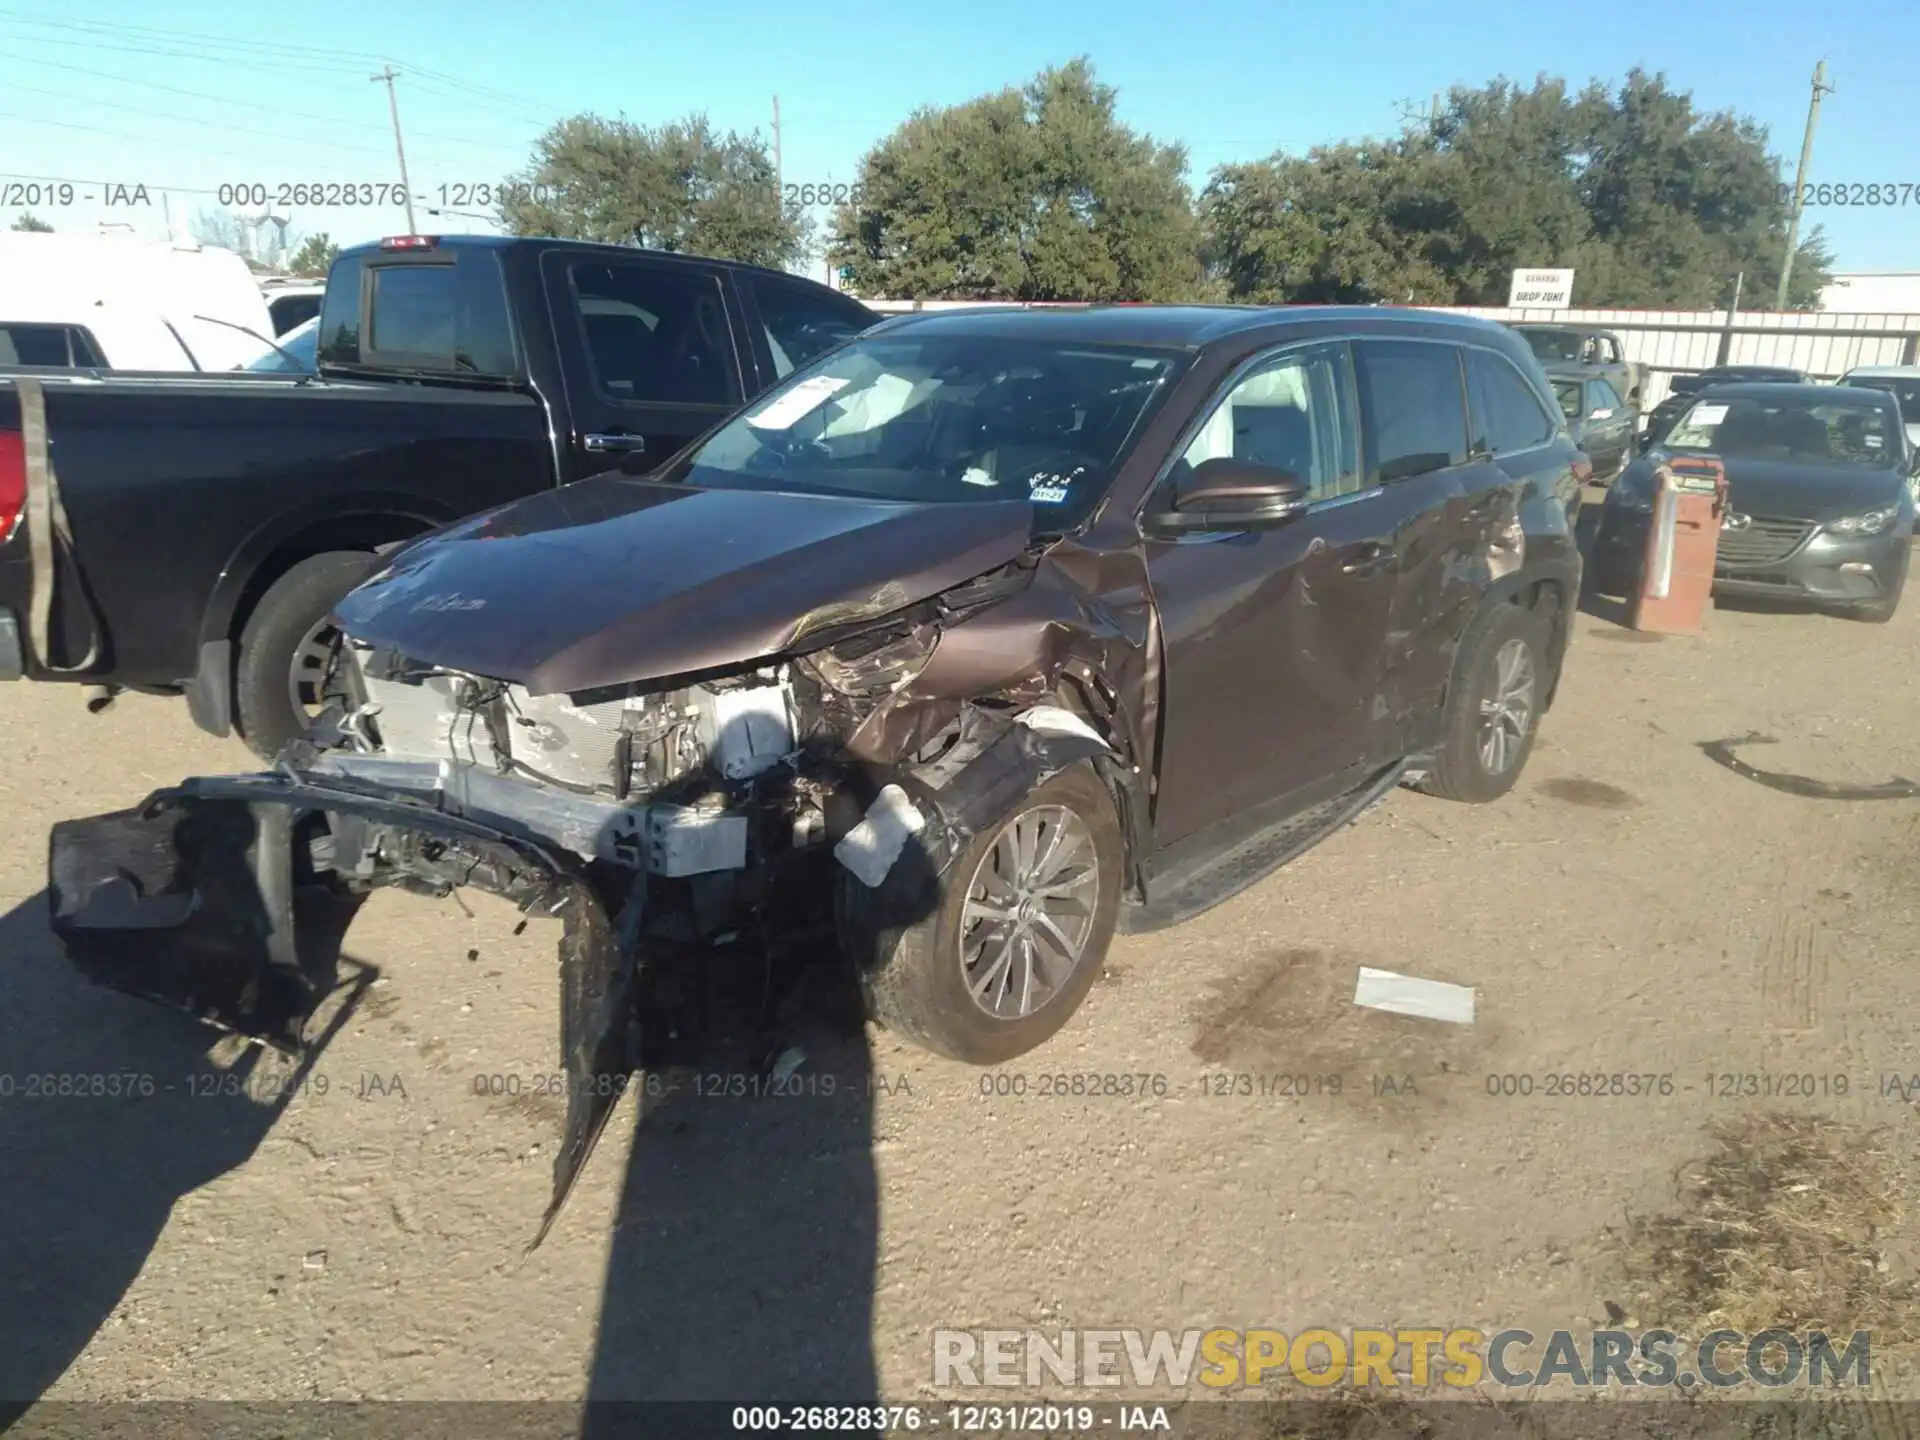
1465 347 1556 456
569 262 742 408
1355 339 1469 481
320 247 516 377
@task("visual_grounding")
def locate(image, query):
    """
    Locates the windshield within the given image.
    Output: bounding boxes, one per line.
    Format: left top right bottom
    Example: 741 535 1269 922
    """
1845 376 1920 420
660 333 1185 531
1550 379 1583 422
1520 330 1587 363
245 317 318 373
1665 394 1899 467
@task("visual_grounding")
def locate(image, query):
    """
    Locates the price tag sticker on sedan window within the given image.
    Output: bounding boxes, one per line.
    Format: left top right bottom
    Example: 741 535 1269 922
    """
1689 404 1729 427
745 374 852 429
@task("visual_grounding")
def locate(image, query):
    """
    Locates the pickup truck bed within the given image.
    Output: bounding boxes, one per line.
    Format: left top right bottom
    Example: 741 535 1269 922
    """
0 235 878 757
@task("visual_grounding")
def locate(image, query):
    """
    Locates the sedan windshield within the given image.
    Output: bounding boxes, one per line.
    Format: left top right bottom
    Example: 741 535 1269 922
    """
662 333 1185 531
245 317 318 373
1665 395 1899 467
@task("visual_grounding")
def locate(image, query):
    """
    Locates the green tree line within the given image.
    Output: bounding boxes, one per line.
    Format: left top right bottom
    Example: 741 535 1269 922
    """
498 59 1832 309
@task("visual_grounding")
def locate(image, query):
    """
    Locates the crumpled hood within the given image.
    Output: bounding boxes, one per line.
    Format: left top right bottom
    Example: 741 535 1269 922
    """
334 476 1037 694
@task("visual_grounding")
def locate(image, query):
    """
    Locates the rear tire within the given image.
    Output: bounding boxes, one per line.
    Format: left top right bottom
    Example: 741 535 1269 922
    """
1418 603 1550 803
233 551 375 761
840 762 1122 1064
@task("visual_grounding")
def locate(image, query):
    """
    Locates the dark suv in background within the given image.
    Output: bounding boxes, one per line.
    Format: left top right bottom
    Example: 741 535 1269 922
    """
50 304 1588 1229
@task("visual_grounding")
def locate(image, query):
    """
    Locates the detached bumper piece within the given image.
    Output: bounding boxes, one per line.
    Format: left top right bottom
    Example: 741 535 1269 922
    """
46 774 636 1245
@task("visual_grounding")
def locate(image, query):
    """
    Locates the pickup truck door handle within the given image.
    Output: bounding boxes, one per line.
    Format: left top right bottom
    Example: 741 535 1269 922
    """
1340 543 1393 576
582 432 645 454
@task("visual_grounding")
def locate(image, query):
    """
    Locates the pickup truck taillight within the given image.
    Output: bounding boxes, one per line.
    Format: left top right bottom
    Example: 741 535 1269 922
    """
0 429 24 546
380 235 439 251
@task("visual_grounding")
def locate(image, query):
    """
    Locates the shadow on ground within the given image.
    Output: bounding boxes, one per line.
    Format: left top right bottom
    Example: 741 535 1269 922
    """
0 888 360 1416
582 943 880 1419
0 867 886 1427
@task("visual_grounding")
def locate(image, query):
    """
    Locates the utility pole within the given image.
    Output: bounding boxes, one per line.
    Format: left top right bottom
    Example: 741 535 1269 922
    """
1775 60 1833 310
772 95 783 200
372 64 418 234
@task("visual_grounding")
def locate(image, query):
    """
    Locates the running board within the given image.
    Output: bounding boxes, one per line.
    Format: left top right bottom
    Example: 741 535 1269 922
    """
1119 760 1410 935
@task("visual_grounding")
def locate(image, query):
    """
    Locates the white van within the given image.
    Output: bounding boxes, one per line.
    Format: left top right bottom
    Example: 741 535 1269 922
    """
0 231 277 371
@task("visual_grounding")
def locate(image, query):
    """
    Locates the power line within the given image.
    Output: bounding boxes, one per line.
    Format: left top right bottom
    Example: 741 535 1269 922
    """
0 50 530 151
0 80 407 161
0 26 376 78
0 14 565 124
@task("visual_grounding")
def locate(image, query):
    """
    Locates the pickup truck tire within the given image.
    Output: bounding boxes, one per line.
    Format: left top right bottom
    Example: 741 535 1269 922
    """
840 762 1122 1064
1418 602 1550 804
234 551 375 760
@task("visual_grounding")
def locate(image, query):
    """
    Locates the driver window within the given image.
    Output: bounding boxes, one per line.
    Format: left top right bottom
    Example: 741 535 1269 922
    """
1175 341 1360 501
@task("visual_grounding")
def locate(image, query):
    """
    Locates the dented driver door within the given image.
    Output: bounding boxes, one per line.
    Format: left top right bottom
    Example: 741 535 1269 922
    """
1141 340 1401 851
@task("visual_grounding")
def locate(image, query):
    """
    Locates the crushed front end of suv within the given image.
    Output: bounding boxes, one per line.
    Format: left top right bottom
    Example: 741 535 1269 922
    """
45 307 1584 1234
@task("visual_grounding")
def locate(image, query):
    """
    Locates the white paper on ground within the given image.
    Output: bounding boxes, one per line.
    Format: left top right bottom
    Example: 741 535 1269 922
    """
745 374 853 429
1353 966 1476 1025
833 784 928 888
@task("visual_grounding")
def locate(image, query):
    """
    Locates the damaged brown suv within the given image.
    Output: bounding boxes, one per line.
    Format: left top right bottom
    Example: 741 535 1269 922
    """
49 305 1584 1228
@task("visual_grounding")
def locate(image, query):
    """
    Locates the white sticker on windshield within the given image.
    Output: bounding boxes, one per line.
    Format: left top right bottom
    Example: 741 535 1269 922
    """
960 466 996 487
1865 433 1885 447
745 374 853 429
1689 403 1729 426
1030 484 1071 504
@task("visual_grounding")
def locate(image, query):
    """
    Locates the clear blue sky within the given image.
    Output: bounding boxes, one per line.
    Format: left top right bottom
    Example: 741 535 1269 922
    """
3 0 1915 287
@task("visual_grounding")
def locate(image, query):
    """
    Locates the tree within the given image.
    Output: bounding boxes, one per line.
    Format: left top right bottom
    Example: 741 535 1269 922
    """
498 113 809 269
190 208 293 270
830 58 1203 301
1201 70 1831 310
11 212 53 232
287 233 339 277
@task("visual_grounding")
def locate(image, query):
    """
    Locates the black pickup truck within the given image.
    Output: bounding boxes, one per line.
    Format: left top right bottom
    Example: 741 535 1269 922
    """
0 235 878 756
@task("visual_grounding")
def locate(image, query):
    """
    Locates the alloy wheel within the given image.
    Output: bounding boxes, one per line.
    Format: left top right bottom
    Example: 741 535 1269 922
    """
287 617 346 724
1477 637 1537 776
958 804 1100 1020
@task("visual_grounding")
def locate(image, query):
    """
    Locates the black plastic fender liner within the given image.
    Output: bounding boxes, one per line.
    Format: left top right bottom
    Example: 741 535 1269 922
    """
45 772 638 1246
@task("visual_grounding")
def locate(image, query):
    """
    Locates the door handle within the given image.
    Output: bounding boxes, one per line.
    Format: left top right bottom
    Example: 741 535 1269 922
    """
1340 543 1393 576
583 432 645 454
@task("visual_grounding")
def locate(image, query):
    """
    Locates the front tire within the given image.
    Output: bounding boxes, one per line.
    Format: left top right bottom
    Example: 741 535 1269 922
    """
233 551 375 761
842 762 1123 1064
1418 603 1550 803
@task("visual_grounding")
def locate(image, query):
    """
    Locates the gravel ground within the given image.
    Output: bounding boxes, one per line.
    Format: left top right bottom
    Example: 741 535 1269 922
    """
2 576 1917 1408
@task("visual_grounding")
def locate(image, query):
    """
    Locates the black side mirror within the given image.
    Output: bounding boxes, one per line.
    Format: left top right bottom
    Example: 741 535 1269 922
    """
1145 458 1311 536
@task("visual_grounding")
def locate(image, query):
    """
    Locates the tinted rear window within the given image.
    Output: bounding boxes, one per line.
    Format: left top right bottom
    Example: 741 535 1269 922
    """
1357 340 1469 481
1465 348 1557 455
317 249 516 376
0 323 103 368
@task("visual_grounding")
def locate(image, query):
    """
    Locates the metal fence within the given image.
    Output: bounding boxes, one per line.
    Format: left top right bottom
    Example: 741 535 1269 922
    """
863 299 1920 410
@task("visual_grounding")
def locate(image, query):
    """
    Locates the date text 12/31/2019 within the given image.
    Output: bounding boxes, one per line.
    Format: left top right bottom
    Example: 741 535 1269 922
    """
1779 181 1920 207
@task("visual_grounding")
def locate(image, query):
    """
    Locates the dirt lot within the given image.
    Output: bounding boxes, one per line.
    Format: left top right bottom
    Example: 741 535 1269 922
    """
3 564 1918 1412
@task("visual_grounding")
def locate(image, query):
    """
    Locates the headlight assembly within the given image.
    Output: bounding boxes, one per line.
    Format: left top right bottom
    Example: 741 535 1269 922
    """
1826 507 1900 537
798 622 939 698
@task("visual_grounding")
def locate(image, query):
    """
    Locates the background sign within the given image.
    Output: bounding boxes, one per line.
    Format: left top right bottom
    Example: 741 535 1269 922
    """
1508 268 1576 308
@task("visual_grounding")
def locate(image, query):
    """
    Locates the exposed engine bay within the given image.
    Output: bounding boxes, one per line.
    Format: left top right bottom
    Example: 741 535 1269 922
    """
46 557 1142 1243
